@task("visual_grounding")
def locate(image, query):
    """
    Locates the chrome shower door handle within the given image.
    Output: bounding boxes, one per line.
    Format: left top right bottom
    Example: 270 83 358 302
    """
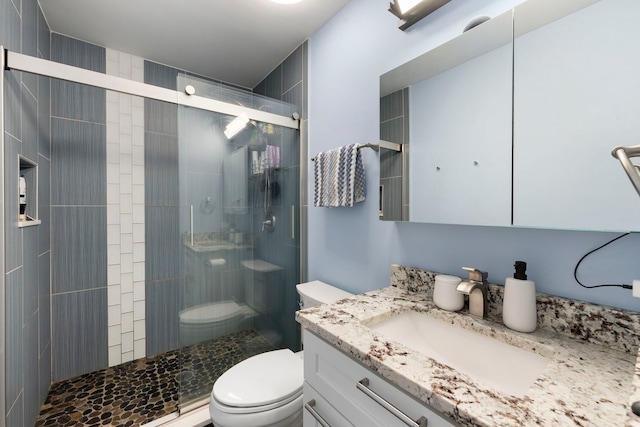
357 378 428 427
304 399 331 427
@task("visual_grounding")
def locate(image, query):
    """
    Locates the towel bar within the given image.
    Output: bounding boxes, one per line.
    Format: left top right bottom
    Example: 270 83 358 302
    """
311 141 401 161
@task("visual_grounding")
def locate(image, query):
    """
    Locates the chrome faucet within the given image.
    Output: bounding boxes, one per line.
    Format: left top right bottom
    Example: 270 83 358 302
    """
456 267 489 319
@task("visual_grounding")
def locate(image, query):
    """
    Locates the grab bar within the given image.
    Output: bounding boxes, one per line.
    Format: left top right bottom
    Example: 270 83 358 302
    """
304 399 331 427
357 378 428 427
611 145 640 197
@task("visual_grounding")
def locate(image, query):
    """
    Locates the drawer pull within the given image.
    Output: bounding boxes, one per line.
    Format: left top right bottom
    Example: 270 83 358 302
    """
357 378 428 427
305 399 331 427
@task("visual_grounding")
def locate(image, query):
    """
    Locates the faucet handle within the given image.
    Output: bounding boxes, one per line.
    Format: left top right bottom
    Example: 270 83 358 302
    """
462 267 488 283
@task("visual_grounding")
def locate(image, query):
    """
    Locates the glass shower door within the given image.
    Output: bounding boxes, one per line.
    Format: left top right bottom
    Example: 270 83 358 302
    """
176 76 301 410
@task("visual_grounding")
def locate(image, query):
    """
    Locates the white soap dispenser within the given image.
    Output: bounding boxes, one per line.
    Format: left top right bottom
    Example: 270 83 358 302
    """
502 261 537 333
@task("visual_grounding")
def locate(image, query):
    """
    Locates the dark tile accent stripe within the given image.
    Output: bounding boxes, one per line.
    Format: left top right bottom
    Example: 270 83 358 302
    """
380 89 405 123
144 207 180 283
50 119 106 206
145 278 181 355
145 99 178 136
5 69 22 141
144 61 179 90
24 316 40 427
38 75 51 158
38 155 51 253
51 33 106 72
283 45 303 93
37 6 51 59
39 252 52 356
52 288 108 381
144 132 179 207
50 81 106 124
5 134 22 272
1 0 21 52
24 226 39 321
6 268 24 411
51 206 107 294
22 0 38 57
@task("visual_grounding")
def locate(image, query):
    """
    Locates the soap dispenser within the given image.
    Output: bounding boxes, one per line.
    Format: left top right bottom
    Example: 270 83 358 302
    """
502 261 537 333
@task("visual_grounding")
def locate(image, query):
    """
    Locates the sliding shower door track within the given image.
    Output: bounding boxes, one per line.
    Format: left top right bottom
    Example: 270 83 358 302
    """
3 48 299 130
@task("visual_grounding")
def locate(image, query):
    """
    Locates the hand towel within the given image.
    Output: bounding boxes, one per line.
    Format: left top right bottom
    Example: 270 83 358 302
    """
313 143 366 207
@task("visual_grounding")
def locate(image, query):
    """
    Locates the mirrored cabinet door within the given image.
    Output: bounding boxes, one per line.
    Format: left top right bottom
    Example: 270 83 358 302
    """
409 43 512 226
512 0 640 231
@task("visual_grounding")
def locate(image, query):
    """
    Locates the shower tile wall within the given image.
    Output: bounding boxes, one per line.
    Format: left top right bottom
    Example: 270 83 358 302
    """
144 61 182 356
50 35 108 381
105 49 147 366
253 41 307 350
379 88 409 221
2 0 52 425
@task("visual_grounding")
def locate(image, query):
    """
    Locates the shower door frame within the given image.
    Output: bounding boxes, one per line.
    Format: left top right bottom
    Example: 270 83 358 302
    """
2 46 301 422
5 49 300 132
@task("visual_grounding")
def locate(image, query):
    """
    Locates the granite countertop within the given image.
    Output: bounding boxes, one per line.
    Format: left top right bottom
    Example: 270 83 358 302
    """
183 233 253 253
296 284 639 426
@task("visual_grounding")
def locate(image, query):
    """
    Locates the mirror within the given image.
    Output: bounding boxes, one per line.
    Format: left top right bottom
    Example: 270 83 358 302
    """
380 0 640 231
513 0 640 231
380 9 513 225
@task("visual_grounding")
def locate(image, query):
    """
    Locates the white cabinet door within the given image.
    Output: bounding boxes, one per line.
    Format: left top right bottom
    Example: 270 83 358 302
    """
304 331 458 427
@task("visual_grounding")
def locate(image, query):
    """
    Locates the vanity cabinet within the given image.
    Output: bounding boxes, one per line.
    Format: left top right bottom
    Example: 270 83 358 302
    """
303 330 458 427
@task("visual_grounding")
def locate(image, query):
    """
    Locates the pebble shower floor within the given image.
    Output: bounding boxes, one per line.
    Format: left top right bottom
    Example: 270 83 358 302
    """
34 329 275 426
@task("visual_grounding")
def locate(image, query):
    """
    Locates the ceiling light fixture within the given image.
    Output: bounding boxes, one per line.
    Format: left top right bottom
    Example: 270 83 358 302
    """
224 112 250 140
389 0 451 31
271 0 304 4
395 0 423 14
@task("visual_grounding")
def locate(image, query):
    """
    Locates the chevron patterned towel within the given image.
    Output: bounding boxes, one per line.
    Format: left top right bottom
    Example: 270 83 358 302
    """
313 143 366 207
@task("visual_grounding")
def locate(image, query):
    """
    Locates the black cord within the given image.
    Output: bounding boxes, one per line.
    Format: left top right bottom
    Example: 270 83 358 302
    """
574 232 632 290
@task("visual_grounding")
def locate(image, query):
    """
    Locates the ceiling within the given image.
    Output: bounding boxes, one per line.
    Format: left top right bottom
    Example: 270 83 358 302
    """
39 0 350 89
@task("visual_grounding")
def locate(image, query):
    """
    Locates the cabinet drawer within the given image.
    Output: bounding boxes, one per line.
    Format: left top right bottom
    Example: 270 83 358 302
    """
303 382 354 427
304 330 458 427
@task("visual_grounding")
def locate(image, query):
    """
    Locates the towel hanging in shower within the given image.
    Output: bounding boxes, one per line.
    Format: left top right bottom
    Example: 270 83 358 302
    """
313 143 366 207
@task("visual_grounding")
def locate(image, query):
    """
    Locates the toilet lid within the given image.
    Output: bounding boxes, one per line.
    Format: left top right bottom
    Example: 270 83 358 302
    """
179 301 244 325
213 349 303 408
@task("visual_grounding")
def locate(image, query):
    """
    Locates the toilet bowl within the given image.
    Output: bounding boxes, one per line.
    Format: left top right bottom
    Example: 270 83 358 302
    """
208 280 353 427
179 301 256 347
179 259 283 346
209 349 304 427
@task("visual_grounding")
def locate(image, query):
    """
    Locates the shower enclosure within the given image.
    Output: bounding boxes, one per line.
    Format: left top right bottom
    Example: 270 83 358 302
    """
2 45 302 425
175 74 302 409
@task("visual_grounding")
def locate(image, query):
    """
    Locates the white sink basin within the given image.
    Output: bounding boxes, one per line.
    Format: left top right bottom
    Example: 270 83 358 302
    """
369 311 550 397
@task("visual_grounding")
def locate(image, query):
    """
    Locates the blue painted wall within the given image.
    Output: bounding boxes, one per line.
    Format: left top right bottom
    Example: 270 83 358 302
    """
307 0 640 312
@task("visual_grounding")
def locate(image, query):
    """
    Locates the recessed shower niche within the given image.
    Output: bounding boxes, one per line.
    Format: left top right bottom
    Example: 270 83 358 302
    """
18 156 41 227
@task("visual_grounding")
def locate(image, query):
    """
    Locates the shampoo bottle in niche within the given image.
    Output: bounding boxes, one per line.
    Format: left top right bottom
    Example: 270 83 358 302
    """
502 261 537 333
19 174 26 221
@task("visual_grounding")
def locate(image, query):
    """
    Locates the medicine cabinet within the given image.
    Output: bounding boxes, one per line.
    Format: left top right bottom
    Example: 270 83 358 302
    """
379 0 640 232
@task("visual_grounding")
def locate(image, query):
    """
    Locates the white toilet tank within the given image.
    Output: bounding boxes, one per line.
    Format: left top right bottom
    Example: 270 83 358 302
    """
296 280 353 309
241 259 283 314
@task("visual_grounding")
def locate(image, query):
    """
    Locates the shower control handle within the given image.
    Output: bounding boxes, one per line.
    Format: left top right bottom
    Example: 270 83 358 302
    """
262 212 276 232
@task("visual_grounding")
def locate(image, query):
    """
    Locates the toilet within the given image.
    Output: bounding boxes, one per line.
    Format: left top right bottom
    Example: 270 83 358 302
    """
178 300 257 347
178 259 282 347
209 280 353 427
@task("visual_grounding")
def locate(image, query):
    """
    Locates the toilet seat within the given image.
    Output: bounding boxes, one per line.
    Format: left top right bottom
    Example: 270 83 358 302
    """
213 349 303 408
209 349 304 427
